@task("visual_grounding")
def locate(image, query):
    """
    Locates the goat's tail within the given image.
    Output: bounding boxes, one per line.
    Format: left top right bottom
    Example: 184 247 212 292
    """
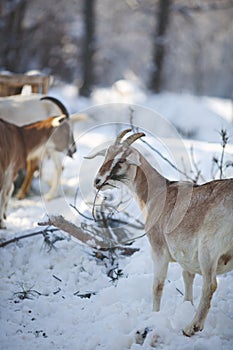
40 96 69 118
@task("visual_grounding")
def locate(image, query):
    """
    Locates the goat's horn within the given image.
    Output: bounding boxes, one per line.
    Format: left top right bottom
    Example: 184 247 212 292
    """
123 132 145 146
115 128 132 144
41 96 69 118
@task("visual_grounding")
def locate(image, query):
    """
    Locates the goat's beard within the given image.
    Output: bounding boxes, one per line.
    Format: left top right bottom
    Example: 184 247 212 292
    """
98 181 118 191
110 173 127 182
99 174 127 191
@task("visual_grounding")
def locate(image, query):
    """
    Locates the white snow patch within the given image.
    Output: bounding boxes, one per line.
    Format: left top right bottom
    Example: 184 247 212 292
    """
1 82 233 349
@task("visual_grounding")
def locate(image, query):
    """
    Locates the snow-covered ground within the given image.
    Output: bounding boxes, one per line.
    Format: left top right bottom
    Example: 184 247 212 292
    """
1 81 233 350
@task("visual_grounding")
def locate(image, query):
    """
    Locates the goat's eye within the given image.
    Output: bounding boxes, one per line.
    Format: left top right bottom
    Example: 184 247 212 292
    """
118 159 124 164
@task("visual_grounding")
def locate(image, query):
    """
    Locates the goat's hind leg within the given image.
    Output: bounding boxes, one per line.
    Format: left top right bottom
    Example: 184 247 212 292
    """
16 159 39 199
183 248 217 337
44 152 62 201
182 270 195 304
151 250 169 312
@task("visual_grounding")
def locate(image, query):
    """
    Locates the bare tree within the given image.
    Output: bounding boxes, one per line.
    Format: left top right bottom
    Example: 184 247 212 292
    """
80 0 96 97
149 0 172 93
1 0 29 72
149 0 233 94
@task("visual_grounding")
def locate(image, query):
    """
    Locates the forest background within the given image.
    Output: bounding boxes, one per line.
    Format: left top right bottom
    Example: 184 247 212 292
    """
1 0 233 99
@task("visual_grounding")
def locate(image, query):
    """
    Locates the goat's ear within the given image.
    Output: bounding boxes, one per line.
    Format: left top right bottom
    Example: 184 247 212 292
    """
126 152 141 166
70 113 89 123
84 148 107 159
52 114 67 127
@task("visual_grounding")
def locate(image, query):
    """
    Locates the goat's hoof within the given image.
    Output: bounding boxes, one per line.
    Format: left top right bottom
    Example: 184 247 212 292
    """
182 323 203 337
0 221 7 230
135 327 152 345
44 194 53 201
134 327 158 348
182 328 193 337
16 191 26 200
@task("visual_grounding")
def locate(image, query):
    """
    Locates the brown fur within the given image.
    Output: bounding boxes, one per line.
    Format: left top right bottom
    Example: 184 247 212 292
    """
0 116 67 228
0 119 26 180
0 95 77 200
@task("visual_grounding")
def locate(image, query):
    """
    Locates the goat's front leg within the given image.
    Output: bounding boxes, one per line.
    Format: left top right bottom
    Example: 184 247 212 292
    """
182 270 195 304
151 250 169 311
44 152 62 201
183 251 217 336
0 190 6 229
0 183 13 229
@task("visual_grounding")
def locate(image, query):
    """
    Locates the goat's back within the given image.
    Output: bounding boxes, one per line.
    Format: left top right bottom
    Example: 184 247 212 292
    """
149 178 233 275
0 94 62 126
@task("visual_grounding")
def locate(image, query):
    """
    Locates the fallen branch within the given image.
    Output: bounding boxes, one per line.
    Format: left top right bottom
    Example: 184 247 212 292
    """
38 215 140 255
1 216 140 256
0 227 58 248
38 215 103 246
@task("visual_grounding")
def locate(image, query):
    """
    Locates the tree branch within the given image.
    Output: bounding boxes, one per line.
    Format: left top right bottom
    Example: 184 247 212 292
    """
0 227 58 248
38 216 140 255
129 108 196 182
38 215 102 246
172 0 233 15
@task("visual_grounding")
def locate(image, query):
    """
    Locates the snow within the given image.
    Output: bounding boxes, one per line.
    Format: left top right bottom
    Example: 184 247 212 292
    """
1 81 233 349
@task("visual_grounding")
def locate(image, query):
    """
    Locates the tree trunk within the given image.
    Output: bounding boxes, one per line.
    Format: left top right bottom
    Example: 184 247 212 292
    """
80 0 96 97
2 0 28 73
149 0 172 93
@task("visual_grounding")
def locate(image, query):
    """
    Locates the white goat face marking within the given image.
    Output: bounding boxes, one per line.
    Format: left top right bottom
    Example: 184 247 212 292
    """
51 114 67 127
95 145 128 189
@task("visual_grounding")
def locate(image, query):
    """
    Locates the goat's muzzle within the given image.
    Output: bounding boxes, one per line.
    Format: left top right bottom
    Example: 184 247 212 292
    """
94 177 101 188
67 143 77 158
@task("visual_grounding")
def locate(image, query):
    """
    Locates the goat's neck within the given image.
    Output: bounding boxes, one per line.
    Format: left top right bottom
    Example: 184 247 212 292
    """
131 151 167 211
20 118 54 157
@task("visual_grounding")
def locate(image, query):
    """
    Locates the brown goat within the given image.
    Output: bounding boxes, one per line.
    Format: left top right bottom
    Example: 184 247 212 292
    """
0 114 73 228
89 129 233 337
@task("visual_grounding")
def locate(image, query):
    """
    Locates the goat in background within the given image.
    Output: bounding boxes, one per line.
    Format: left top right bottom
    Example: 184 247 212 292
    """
0 111 75 228
88 128 233 336
0 94 87 200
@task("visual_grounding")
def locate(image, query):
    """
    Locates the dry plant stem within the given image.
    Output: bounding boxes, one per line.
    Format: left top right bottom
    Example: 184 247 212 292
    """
129 109 195 182
211 129 229 180
219 129 228 179
72 186 144 229
70 203 144 229
190 145 205 183
92 189 101 221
